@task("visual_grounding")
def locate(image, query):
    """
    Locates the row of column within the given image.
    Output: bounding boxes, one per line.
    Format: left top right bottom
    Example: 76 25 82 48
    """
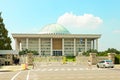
38 38 53 56
15 38 98 56
85 38 98 52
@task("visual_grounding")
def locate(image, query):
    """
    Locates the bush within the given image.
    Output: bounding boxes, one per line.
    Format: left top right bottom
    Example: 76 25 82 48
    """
96 52 108 56
115 54 120 64
82 49 98 56
19 49 39 55
65 56 76 62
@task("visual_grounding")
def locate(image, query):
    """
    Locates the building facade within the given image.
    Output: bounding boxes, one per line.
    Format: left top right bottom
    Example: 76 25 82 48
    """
0 50 18 65
12 24 101 56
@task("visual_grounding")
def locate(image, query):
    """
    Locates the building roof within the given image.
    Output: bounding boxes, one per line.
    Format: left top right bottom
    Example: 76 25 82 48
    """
12 33 101 39
0 50 18 54
39 24 70 34
12 23 101 39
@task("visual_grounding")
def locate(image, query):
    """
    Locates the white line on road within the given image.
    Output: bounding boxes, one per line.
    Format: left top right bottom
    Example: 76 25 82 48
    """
73 68 77 71
67 68 71 71
79 68 83 70
41 68 47 71
54 68 59 71
31 67 107 72
48 68 53 71
11 71 21 80
26 70 30 80
60 68 65 71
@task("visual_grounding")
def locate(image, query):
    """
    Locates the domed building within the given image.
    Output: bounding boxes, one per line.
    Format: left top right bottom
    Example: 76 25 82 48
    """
40 24 70 34
12 23 101 56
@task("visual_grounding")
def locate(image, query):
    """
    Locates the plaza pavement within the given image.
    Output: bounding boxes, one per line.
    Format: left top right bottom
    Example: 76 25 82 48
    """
0 65 32 72
0 63 120 80
0 63 120 72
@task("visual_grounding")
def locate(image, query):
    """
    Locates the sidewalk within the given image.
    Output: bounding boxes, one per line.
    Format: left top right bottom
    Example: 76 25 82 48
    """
0 65 33 72
0 65 21 72
114 64 120 69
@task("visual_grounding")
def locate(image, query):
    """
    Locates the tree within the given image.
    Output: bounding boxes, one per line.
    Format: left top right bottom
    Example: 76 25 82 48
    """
105 48 120 54
82 49 98 56
19 49 39 55
0 12 12 50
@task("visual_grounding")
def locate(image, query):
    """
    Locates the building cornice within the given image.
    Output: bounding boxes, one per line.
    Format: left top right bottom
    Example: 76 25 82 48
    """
12 33 101 39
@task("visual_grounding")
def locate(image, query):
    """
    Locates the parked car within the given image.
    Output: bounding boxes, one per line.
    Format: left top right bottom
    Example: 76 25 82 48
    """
97 60 114 68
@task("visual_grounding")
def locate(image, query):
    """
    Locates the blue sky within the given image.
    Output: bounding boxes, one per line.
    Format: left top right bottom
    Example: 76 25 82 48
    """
0 0 120 51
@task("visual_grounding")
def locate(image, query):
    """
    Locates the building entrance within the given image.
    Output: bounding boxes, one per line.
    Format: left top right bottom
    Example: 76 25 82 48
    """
53 51 62 56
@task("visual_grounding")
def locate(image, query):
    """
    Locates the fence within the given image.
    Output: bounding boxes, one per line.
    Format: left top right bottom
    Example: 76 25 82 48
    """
19 53 115 65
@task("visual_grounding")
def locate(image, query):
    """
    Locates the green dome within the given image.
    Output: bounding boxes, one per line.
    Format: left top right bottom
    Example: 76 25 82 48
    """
39 24 70 34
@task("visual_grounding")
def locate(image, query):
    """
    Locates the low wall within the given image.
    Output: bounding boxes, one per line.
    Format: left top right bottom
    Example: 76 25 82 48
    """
19 53 115 65
89 53 115 65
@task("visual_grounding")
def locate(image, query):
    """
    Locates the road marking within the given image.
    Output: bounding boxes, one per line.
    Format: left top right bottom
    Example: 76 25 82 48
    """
86 68 89 70
79 68 83 70
11 71 21 80
91 68 97 70
54 68 58 71
41 68 47 71
67 68 71 71
26 70 30 80
60 68 65 71
48 68 53 71
32 67 107 72
73 68 77 71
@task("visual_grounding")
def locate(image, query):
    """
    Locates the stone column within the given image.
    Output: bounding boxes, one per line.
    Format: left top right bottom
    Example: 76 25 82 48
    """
26 53 33 65
26 38 29 49
89 53 97 65
6 54 13 65
74 38 76 56
91 40 93 50
20 43 22 51
38 38 41 55
15 38 19 51
62 38 64 56
93 39 95 50
96 39 98 50
51 38 53 56
85 38 87 52
108 53 115 63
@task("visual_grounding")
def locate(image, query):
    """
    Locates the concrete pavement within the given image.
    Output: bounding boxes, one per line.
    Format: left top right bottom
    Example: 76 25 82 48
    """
0 63 120 72
0 65 33 72
0 63 120 80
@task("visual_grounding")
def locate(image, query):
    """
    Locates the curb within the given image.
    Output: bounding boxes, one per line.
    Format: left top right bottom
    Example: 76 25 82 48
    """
0 69 12 72
114 65 120 69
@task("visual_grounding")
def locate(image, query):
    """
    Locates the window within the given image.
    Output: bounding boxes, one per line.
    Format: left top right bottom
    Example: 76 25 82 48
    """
53 51 62 56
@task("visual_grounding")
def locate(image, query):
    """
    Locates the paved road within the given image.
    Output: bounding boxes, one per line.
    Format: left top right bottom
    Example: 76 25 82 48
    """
0 64 120 80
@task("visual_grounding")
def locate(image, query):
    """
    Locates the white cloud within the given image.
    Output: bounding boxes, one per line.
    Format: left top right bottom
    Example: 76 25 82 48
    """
113 30 120 34
57 13 103 30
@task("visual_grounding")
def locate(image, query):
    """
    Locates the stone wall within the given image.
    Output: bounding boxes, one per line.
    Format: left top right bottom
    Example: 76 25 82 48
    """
19 53 33 65
89 53 97 65
108 53 115 63
26 53 33 65
89 53 115 65
19 53 115 65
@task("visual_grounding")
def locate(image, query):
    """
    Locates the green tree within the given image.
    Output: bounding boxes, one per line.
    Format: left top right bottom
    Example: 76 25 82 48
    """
82 49 98 56
0 12 12 50
105 48 120 54
19 49 39 55
97 51 107 56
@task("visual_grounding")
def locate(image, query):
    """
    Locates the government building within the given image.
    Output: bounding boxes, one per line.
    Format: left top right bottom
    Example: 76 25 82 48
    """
12 24 101 56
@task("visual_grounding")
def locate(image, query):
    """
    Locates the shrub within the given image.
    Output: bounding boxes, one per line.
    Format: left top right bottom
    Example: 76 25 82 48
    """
19 49 39 55
65 56 76 62
96 52 108 56
115 54 120 64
